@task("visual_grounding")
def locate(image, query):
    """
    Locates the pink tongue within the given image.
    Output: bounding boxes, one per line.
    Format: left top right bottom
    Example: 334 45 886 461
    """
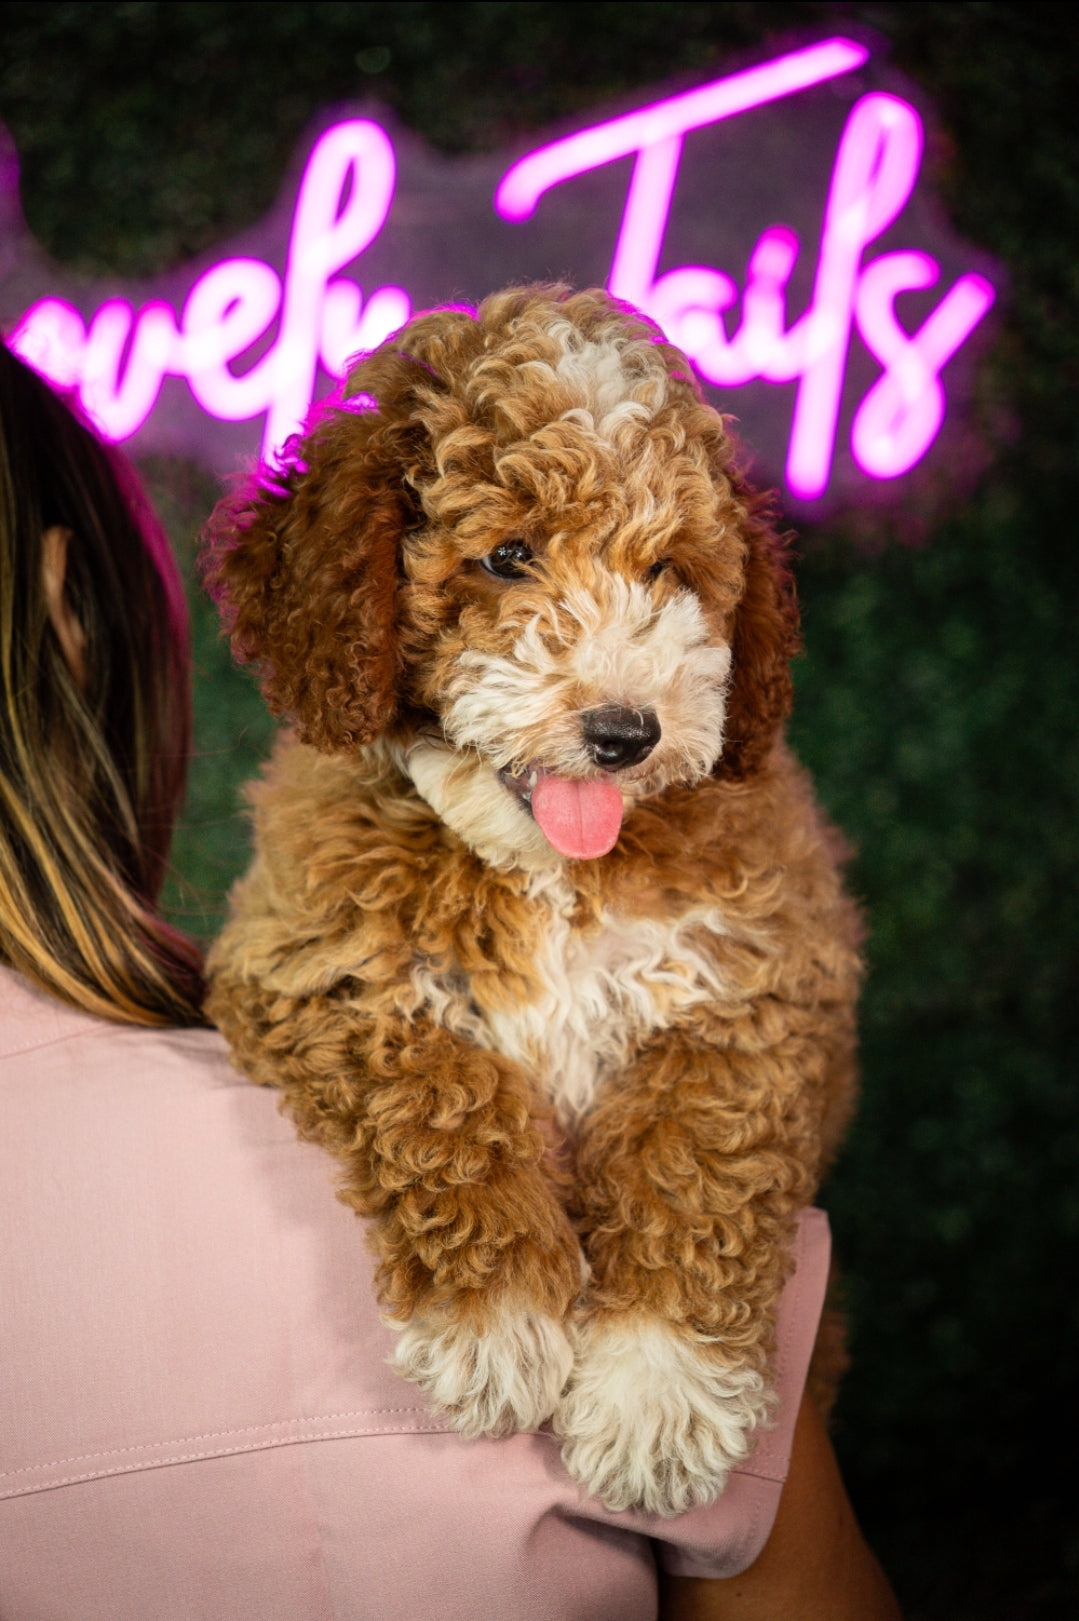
531 775 624 860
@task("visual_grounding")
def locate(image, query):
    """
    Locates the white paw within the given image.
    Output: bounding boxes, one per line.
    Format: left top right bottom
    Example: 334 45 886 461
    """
556 1316 775 1517
390 1307 574 1438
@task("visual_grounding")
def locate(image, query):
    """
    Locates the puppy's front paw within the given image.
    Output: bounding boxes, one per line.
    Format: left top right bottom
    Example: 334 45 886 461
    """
556 1315 774 1516
391 1307 574 1438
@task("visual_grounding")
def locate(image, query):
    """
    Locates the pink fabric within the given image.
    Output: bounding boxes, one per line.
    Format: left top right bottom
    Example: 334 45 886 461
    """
0 966 830 1619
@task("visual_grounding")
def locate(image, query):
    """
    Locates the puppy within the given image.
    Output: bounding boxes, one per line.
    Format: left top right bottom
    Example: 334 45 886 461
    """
203 284 862 1516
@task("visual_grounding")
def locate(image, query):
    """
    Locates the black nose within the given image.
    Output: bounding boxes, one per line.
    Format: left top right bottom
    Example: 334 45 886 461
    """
581 705 661 771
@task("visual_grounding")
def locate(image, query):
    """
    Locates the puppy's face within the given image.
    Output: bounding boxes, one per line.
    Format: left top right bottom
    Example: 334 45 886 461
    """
394 318 744 868
203 287 796 872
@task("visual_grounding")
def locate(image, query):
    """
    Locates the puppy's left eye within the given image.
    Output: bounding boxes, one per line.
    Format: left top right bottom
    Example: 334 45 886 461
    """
480 540 534 579
648 559 672 580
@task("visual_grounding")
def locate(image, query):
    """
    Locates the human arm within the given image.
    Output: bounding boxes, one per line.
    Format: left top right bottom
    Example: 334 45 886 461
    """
658 1391 902 1621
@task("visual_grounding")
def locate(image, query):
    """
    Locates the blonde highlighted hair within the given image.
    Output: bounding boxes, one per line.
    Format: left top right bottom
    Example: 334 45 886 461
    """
0 343 204 1025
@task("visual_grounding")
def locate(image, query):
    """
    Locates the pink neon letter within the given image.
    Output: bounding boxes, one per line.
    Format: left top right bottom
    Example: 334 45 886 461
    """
647 265 740 376
852 252 995 477
261 119 407 455
495 38 869 225
79 299 177 440
319 279 411 378
654 227 807 387
181 120 409 448
10 295 177 439
182 258 282 420
8 298 87 387
785 93 925 499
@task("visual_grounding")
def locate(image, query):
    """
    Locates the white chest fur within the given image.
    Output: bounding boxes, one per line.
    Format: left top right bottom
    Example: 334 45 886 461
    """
410 870 731 1126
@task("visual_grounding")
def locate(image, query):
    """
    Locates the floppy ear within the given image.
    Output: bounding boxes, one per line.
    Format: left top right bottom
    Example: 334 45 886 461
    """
201 344 449 752
716 490 800 781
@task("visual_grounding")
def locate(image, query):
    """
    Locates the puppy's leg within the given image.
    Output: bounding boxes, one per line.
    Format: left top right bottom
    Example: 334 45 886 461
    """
558 1029 821 1515
208 976 582 1435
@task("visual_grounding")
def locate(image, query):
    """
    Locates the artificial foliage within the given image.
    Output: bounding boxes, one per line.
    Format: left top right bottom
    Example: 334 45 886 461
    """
2 4 1077 1615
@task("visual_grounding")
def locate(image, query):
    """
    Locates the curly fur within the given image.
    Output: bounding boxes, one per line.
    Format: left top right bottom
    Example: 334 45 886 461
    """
555 1315 773 1515
202 285 862 1515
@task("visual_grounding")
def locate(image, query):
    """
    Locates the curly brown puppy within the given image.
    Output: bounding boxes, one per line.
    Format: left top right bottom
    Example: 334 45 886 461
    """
202 284 862 1516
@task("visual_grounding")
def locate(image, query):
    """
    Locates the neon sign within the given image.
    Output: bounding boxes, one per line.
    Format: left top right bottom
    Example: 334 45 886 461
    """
1 35 995 505
8 121 411 454
495 38 994 501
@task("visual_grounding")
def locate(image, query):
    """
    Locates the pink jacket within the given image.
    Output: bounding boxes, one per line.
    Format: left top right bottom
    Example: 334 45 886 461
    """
0 966 829 1620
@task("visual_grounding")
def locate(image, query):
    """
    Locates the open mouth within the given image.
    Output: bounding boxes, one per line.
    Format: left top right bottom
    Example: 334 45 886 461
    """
498 763 540 813
498 764 624 860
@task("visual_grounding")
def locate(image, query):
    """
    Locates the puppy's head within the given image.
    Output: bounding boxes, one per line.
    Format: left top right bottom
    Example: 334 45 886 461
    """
203 285 798 868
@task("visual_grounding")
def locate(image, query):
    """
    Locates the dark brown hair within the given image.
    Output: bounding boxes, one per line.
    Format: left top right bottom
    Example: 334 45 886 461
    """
0 343 205 1024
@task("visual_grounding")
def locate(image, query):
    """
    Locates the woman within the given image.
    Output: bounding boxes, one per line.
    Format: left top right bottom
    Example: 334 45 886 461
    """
0 343 900 1620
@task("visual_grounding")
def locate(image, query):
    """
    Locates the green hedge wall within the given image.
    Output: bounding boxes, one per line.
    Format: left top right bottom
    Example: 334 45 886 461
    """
3 5 1077 1615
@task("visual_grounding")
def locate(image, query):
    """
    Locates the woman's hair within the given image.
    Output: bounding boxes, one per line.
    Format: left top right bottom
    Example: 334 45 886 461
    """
0 343 205 1025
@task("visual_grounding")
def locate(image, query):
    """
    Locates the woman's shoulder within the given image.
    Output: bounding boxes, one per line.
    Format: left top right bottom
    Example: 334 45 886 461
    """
0 963 835 1618
0 963 235 1083
0 963 306 1226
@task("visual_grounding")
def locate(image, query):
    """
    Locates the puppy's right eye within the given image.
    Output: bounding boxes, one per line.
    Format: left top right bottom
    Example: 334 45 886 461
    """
480 540 534 579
